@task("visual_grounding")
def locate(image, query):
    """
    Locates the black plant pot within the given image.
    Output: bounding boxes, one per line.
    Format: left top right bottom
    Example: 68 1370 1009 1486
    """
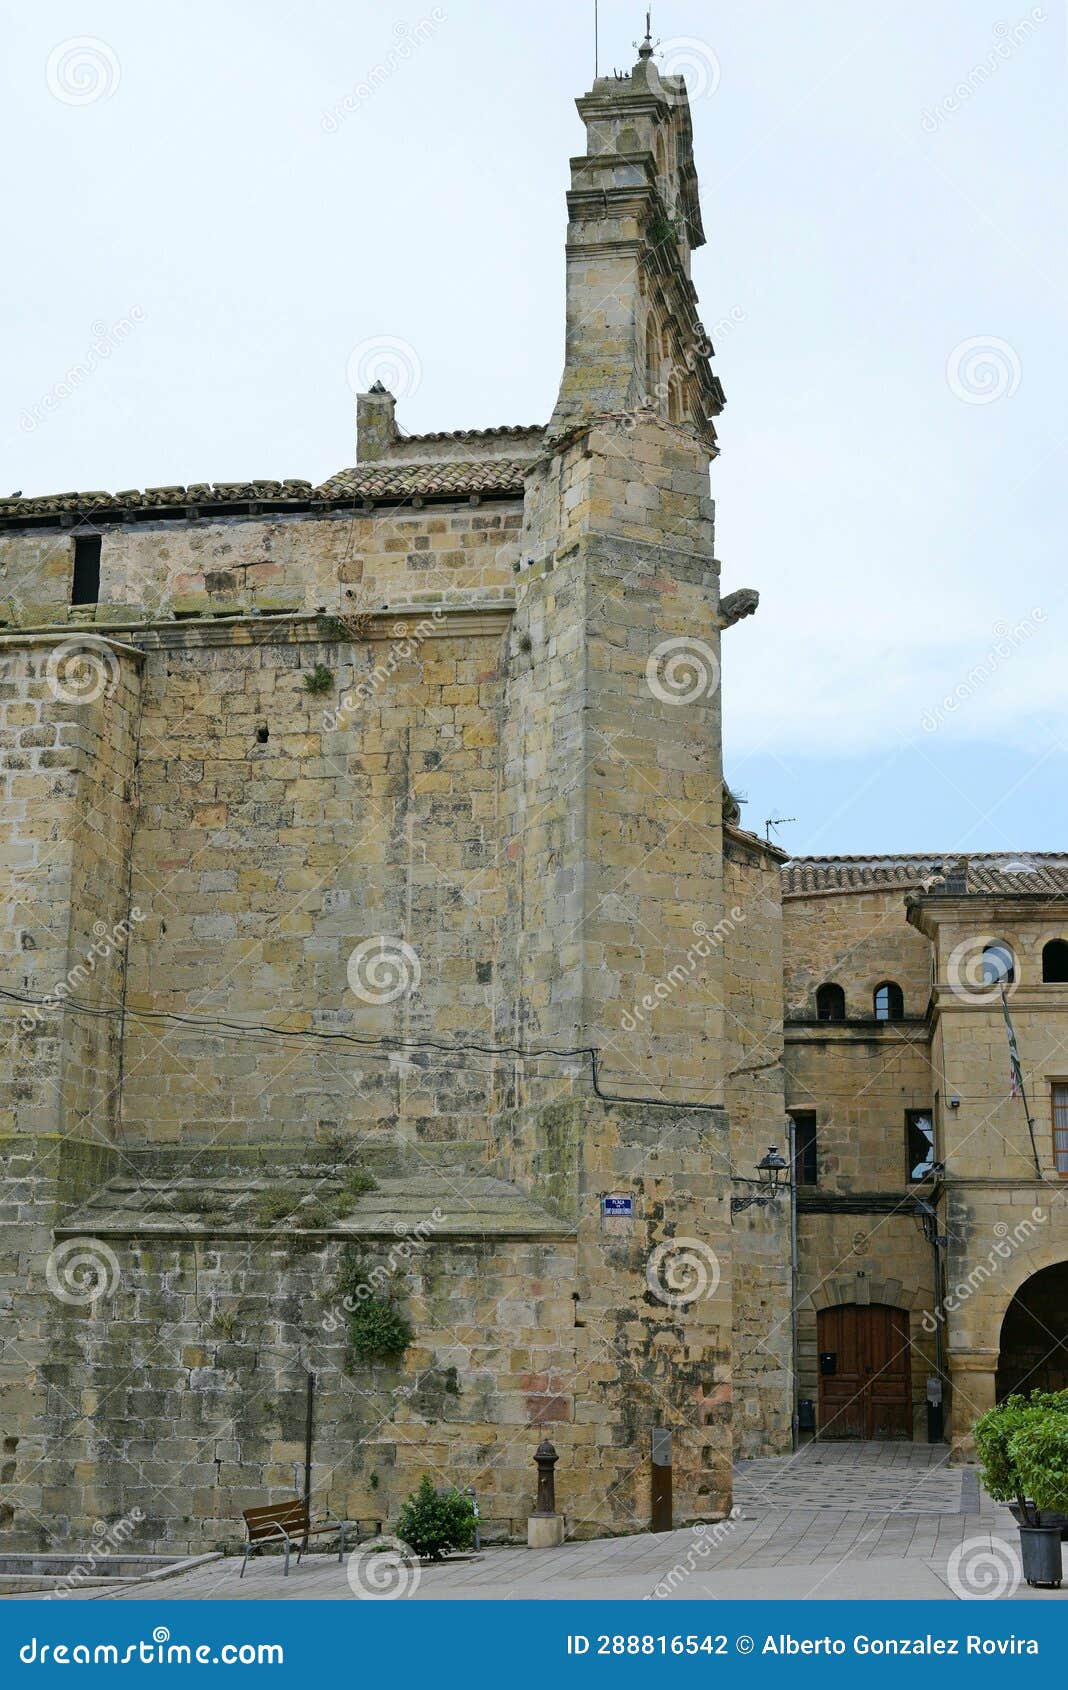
1009 1503 1068 1541
1018 1525 1063 1589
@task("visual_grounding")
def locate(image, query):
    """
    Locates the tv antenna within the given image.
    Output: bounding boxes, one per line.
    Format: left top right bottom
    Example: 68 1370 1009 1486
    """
764 816 796 843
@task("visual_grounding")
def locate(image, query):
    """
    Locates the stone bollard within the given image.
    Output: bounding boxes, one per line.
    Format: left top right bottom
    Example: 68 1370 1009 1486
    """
527 1437 565 1548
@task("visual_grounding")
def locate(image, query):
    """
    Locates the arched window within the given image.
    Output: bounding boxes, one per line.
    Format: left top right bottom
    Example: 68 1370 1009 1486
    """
874 982 904 1021
816 982 845 1022
1042 939 1068 984
982 942 1015 987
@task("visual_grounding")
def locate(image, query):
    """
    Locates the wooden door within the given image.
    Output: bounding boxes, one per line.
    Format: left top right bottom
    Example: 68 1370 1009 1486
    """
818 1304 912 1439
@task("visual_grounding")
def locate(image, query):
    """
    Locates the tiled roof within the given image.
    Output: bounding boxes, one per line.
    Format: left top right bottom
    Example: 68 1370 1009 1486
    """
0 461 528 524
316 459 529 500
397 425 542 444
782 854 1068 898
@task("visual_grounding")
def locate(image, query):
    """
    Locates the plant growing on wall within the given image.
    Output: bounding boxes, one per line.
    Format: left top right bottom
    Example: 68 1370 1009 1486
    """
335 1247 412 1367
302 664 334 695
395 1476 476 1561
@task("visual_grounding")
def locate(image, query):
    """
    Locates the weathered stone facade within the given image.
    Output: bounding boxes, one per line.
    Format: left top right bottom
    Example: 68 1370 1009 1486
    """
783 855 1068 1453
4 43 1065 1561
0 49 776 1553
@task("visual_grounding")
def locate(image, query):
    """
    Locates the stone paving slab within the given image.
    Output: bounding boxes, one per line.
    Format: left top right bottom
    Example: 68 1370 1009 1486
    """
6 1442 1054 1604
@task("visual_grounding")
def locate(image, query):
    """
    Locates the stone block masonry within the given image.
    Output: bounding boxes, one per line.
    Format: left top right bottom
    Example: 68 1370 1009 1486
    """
0 45 774 1550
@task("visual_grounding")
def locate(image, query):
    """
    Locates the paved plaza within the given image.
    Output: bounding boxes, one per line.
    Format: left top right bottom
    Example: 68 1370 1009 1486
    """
11 1441 1061 1603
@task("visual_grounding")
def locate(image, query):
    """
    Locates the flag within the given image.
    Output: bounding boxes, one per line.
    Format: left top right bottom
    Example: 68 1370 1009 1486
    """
1001 985 1023 1100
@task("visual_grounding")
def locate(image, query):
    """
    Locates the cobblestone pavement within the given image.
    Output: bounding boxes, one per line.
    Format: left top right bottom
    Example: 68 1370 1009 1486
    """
9 1442 1062 1602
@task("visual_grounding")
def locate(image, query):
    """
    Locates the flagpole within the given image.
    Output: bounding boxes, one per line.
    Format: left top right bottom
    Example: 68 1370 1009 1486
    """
1002 984 1041 1177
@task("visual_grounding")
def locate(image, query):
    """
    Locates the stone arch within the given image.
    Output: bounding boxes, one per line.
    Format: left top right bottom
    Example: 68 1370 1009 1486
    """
801 1269 929 1317
996 1261 1068 1398
968 1235 1068 1356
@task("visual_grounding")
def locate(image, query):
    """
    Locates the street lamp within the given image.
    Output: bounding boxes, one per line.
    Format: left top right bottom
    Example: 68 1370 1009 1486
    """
731 1146 789 1212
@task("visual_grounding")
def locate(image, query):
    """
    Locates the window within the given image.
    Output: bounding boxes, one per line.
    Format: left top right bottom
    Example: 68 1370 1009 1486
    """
907 1110 936 1182
790 1111 818 1186
1043 940 1068 984
1053 1085 1068 1176
982 942 1015 987
874 981 904 1021
71 533 101 605
815 982 845 1021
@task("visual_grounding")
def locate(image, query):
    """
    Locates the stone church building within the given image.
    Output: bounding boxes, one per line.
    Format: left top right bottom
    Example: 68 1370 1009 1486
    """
1 44 1065 1551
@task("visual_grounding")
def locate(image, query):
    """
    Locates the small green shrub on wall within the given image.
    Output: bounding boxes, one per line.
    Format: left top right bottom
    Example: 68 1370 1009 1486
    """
335 1248 412 1367
396 1476 476 1561
302 664 334 695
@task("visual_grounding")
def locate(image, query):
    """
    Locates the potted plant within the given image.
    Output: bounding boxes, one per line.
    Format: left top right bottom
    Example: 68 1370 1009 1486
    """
974 1390 1068 1588
1008 1412 1068 1588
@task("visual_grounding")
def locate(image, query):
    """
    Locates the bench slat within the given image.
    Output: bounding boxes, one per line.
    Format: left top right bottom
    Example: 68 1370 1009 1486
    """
242 1498 348 1544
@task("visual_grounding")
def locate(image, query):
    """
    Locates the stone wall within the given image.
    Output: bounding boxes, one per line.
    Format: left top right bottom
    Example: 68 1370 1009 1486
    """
724 830 792 1455
783 887 933 1020
0 503 523 625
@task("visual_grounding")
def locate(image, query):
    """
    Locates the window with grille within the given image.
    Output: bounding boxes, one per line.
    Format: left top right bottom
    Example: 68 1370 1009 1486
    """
1053 1084 1068 1176
907 1110 935 1181
790 1111 818 1186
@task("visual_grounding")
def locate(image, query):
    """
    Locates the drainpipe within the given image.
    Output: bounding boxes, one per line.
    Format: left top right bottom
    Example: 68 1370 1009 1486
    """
787 1115 799 1451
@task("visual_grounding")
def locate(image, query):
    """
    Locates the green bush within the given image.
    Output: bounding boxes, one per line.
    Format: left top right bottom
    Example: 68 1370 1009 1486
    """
302 664 334 695
395 1476 476 1562
250 1188 301 1225
335 1248 412 1366
974 1390 1068 1523
348 1296 412 1364
1010 1411 1068 1523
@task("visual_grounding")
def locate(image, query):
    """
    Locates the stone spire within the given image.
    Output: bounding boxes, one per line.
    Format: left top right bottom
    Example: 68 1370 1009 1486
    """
547 29 725 448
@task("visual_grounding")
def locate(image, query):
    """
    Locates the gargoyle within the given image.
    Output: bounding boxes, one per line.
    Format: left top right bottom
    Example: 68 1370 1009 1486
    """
719 587 760 628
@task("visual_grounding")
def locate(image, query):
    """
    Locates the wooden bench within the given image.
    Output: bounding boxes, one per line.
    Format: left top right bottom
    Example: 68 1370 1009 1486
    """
240 1497 351 1577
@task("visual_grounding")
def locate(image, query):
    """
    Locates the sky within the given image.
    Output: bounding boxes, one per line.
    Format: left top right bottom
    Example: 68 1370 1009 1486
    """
2 1 1066 857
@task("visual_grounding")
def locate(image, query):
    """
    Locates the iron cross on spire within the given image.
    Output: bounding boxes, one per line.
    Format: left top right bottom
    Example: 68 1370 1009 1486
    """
636 10 657 57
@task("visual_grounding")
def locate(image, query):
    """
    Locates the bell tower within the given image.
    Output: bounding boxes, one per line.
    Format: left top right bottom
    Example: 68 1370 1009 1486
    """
548 27 725 447
497 37 738 1528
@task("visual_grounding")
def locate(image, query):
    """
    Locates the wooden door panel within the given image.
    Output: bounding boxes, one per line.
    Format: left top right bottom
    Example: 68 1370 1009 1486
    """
818 1305 913 1440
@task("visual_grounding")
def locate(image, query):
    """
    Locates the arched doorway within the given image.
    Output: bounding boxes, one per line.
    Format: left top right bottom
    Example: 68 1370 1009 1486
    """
996 1262 1068 1399
817 1304 913 1439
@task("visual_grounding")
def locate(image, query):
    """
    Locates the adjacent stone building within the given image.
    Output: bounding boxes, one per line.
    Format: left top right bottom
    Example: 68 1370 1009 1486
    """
783 854 1068 1456
1 43 1065 1556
